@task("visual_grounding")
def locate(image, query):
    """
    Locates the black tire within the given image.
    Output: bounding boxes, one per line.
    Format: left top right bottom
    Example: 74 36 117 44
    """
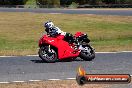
38 46 57 63
76 75 86 85
80 45 95 61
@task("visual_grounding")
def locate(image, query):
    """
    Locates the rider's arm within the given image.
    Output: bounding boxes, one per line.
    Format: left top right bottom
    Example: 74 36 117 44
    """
55 27 66 35
55 27 62 34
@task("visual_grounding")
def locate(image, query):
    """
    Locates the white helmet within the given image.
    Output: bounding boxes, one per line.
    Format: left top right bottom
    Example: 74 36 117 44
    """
44 21 54 29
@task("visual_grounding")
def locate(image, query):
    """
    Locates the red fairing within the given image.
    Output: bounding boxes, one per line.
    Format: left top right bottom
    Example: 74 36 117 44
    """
56 35 65 40
74 32 84 38
39 35 80 60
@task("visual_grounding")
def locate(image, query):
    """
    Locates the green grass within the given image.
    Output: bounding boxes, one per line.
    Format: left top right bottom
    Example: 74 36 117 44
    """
0 12 132 55
25 0 36 5
24 0 37 8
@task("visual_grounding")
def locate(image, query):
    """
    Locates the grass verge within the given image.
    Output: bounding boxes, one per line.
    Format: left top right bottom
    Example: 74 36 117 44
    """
0 12 132 55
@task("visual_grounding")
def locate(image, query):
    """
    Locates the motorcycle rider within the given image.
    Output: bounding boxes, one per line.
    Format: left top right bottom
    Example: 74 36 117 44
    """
44 21 75 44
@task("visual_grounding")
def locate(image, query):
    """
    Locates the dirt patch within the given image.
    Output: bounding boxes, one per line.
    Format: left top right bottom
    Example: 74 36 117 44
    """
0 80 111 88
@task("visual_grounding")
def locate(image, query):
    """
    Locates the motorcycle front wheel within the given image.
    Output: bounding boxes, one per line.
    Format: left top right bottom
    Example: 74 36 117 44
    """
79 45 95 61
38 46 57 63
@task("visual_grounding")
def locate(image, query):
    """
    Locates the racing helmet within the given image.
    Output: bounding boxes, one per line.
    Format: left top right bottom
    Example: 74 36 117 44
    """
44 21 54 29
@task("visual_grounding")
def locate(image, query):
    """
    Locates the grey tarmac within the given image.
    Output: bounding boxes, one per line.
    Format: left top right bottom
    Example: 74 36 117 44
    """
0 8 132 16
0 52 132 82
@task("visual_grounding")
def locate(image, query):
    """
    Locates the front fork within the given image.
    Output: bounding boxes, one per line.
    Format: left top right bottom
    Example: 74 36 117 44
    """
48 45 51 52
78 43 93 51
47 45 55 54
41 45 51 53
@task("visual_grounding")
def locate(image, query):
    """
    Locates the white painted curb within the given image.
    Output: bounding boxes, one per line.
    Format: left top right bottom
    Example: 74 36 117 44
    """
29 80 42 82
96 51 132 53
13 81 25 83
0 56 17 57
0 75 131 84
0 78 75 84
0 82 10 84
48 79 61 81
66 78 76 80
26 55 38 56
0 51 132 57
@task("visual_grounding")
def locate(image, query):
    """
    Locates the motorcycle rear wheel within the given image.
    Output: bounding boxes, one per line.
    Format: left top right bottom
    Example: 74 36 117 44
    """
38 46 57 63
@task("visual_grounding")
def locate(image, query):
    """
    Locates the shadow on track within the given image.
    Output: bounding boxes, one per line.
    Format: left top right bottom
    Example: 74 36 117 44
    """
30 58 84 63
30 60 44 63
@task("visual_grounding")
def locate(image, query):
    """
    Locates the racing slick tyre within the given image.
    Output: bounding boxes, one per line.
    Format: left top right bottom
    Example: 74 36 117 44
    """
38 46 57 63
79 45 95 61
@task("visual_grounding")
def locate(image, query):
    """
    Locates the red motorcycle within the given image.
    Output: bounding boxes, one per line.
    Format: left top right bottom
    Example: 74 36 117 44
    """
38 32 95 63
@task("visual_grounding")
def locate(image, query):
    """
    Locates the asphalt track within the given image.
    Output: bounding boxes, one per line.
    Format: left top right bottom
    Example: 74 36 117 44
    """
0 52 132 83
0 8 132 16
